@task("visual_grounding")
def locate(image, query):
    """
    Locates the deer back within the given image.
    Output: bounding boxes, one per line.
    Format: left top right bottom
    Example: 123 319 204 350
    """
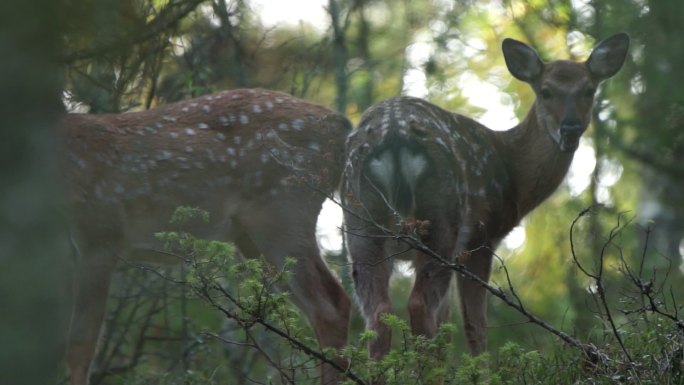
61 88 351 251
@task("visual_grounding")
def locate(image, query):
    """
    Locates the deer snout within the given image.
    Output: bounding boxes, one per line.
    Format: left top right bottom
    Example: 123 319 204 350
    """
559 118 584 152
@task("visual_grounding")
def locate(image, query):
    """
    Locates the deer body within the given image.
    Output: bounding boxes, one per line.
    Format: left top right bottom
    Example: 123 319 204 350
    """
62 88 352 385
342 34 629 359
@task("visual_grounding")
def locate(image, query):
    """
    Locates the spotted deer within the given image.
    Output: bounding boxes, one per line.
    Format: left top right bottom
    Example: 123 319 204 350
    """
342 34 630 359
61 89 352 385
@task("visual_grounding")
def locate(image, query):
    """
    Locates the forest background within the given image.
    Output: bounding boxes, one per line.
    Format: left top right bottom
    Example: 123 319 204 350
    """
1 0 683 384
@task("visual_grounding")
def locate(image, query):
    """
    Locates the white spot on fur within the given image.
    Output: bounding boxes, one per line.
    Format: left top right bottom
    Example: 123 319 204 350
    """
240 114 249 125
252 104 262 113
226 147 236 156
185 128 196 136
202 105 210 113
216 132 226 140
198 122 210 130
278 123 289 131
265 101 274 110
113 183 125 194
292 118 304 131
260 153 269 164
234 136 241 145
205 149 216 162
169 132 179 139
308 142 321 152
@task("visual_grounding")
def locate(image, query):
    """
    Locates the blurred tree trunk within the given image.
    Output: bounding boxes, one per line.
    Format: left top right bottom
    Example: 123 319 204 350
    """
355 0 374 111
215 0 249 88
0 1 72 384
329 0 349 113
633 1 684 272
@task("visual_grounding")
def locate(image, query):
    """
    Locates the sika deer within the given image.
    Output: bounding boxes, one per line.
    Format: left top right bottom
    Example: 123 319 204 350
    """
342 34 630 359
61 88 351 384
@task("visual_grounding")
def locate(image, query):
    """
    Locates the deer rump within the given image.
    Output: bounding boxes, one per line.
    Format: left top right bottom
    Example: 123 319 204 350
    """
346 96 516 249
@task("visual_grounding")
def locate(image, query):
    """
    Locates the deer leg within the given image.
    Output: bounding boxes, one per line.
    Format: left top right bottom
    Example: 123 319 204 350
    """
67 253 116 385
288 252 351 385
456 246 493 355
408 253 454 338
346 231 393 360
238 198 350 384
343 185 396 361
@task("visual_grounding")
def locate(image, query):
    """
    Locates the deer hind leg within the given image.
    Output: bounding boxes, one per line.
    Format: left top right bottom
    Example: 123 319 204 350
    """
407 218 456 339
456 245 493 355
67 251 117 385
345 218 393 360
237 197 350 384
288 253 351 385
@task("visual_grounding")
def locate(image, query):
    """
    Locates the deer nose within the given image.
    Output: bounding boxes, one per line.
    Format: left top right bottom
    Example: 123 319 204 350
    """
560 119 584 137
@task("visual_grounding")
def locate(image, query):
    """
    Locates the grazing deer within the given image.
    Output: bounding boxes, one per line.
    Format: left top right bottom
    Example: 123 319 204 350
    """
342 34 630 359
61 89 352 385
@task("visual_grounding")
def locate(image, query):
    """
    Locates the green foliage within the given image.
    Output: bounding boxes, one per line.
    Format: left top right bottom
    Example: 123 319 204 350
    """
335 311 683 385
170 206 210 224
92 205 684 385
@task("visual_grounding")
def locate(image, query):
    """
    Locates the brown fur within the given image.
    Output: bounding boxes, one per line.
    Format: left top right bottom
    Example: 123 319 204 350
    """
342 34 629 361
61 88 352 385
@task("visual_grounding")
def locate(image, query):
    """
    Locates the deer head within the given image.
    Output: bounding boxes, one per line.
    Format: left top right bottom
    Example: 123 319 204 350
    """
503 33 630 152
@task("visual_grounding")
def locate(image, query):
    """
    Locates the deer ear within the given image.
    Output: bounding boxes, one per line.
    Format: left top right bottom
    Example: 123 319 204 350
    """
502 38 544 83
586 33 630 82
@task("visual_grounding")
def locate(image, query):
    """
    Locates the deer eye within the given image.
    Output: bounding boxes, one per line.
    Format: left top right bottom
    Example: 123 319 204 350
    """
541 88 553 100
584 87 596 98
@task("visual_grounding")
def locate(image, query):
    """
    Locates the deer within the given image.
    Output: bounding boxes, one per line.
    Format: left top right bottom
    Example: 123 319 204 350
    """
60 88 352 385
341 33 630 360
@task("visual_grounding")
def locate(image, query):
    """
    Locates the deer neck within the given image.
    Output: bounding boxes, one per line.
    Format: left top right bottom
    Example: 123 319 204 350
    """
499 105 576 218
